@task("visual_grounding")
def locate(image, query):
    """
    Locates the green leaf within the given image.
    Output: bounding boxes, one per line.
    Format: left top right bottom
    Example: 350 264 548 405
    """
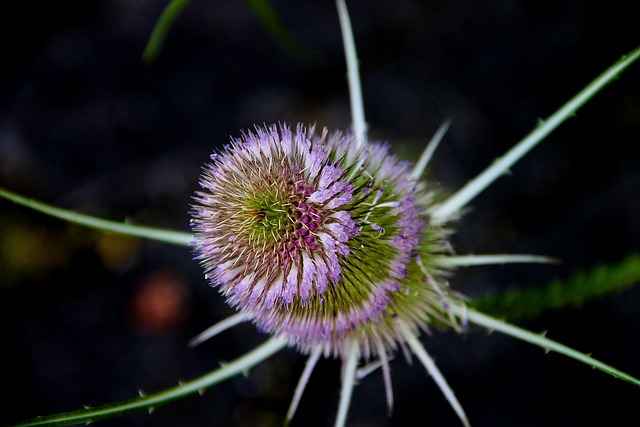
245 0 316 62
0 186 192 246
142 0 315 64
142 0 191 64
474 253 640 320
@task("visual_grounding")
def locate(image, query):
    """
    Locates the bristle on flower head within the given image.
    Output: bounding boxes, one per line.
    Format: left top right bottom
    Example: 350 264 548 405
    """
191 123 460 358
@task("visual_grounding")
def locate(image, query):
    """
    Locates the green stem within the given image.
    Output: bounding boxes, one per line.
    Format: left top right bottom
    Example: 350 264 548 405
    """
459 306 640 387
432 45 640 222
0 186 192 246
10 337 287 427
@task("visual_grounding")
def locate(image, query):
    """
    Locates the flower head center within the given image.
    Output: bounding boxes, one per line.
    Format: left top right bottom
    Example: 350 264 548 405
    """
243 172 325 252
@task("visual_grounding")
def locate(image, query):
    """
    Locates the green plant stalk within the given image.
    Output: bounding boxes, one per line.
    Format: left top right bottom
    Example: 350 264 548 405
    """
459 306 640 387
10 337 287 427
432 45 640 222
0 186 192 246
142 0 191 64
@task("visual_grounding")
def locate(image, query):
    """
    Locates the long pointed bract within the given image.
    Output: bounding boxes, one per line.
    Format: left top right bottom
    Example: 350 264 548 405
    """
334 343 359 427
411 119 451 180
142 0 190 64
189 312 247 347
435 254 558 267
457 305 640 388
336 0 366 146
0 187 193 246
375 339 394 415
11 337 288 427
286 347 322 424
432 46 640 223
399 321 470 427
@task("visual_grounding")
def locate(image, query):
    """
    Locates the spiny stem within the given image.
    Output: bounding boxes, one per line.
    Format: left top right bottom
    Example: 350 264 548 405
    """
432 45 640 222
10 337 287 427
457 306 640 388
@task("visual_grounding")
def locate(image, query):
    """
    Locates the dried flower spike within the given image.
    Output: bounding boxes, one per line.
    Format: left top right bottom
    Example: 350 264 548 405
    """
191 123 469 425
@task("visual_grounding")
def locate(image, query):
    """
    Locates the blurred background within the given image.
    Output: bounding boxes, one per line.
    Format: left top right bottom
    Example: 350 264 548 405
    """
1 0 640 426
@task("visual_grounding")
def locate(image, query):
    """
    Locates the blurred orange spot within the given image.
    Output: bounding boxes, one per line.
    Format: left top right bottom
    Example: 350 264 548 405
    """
129 270 189 333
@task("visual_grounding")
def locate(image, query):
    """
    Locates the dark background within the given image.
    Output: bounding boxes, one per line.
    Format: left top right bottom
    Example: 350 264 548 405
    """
1 1 640 426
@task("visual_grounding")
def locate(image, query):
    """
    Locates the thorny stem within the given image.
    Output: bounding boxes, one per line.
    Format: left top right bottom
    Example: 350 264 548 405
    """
457 305 640 388
9 337 288 427
432 45 640 223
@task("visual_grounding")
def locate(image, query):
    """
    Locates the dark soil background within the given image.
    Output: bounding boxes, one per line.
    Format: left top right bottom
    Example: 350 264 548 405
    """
1 1 640 426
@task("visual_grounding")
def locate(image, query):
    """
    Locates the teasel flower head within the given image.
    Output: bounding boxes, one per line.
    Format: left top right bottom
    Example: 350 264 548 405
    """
191 123 462 359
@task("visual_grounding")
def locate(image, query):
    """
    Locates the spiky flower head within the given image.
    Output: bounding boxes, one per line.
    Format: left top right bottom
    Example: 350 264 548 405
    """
191 123 459 358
